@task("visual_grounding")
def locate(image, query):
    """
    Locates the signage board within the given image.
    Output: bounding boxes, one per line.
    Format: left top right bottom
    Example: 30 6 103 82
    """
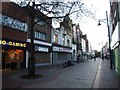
53 46 72 53
0 40 26 47
35 46 49 52
1 13 28 31
111 22 119 49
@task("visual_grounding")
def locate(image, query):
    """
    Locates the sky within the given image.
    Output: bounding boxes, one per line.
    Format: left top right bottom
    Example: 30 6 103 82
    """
79 0 110 51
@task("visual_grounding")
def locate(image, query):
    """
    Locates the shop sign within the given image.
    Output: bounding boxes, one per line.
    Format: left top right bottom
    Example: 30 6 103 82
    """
35 46 49 52
111 22 119 49
53 46 72 53
1 13 28 31
0 40 26 47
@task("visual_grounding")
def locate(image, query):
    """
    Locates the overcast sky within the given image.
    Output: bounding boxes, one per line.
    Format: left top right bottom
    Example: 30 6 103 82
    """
80 0 110 51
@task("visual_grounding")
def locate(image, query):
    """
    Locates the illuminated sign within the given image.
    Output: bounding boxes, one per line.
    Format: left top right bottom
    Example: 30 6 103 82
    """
35 46 49 52
0 40 26 47
1 13 28 31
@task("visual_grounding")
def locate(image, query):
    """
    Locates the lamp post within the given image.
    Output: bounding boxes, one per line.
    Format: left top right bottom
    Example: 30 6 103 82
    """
98 11 113 69
99 41 104 60
101 41 104 60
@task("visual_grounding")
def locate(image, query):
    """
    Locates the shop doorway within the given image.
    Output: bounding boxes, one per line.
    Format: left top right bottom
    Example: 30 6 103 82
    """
2 49 24 70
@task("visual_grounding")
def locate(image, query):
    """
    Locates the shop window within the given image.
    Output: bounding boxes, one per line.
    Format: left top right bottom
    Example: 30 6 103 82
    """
4 49 24 62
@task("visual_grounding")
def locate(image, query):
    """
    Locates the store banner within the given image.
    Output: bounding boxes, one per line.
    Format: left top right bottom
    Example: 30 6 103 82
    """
26 43 51 52
0 39 26 48
35 45 49 52
53 46 72 53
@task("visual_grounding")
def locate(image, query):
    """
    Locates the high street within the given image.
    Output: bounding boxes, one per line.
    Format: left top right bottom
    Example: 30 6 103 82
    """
1 1 120 89
2 58 118 89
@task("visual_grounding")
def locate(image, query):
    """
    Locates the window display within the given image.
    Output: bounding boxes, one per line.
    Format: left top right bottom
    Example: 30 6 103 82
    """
4 49 24 62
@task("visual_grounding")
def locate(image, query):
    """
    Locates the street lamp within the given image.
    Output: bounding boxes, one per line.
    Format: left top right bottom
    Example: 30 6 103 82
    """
98 11 113 69
99 41 104 60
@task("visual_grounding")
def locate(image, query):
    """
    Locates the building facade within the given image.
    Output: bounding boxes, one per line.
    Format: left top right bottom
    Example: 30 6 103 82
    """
1 2 52 70
75 24 83 62
51 16 72 65
110 1 120 73
72 24 89 62
81 34 89 60
1 2 28 69
26 9 52 67
72 24 77 61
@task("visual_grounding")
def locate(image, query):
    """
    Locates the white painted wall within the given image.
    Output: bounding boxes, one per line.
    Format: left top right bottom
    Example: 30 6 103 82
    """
52 27 72 47
82 38 86 52
111 22 119 49
118 22 120 41
58 30 64 45
65 35 72 47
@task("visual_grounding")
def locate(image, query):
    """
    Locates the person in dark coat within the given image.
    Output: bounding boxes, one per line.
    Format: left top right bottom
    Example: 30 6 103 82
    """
102 53 104 61
93 55 96 61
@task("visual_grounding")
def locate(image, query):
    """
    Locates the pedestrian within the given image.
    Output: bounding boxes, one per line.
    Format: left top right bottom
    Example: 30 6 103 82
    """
102 53 104 61
77 52 80 63
93 56 96 61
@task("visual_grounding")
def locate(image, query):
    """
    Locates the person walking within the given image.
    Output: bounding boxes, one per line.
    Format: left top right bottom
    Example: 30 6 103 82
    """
93 55 96 61
102 53 104 61
94 56 96 61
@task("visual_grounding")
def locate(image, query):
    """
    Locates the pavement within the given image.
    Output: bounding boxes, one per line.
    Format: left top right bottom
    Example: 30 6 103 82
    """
93 59 119 88
1 58 119 89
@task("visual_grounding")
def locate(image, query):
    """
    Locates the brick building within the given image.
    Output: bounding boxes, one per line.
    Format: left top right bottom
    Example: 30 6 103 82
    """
1 2 28 69
26 6 52 67
0 2 52 69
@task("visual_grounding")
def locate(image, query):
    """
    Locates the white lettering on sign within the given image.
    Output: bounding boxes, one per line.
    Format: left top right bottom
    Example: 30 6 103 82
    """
38 47 48 52
35 46 49 52
1 13 28 31
53 46 72 53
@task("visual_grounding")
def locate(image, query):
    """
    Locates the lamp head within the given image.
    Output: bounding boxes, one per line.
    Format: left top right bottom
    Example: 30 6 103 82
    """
98 22 101 26
98 20 101 26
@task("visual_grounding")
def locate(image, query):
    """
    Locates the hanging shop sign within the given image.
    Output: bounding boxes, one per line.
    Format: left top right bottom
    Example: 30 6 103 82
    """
35 46 49 52
0 40 26 47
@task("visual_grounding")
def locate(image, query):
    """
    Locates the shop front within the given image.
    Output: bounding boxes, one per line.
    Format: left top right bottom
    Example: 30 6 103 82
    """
52 45 72 65
111 22 120 74
1 39 26 70
26 42 52 67
34 44 51 66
